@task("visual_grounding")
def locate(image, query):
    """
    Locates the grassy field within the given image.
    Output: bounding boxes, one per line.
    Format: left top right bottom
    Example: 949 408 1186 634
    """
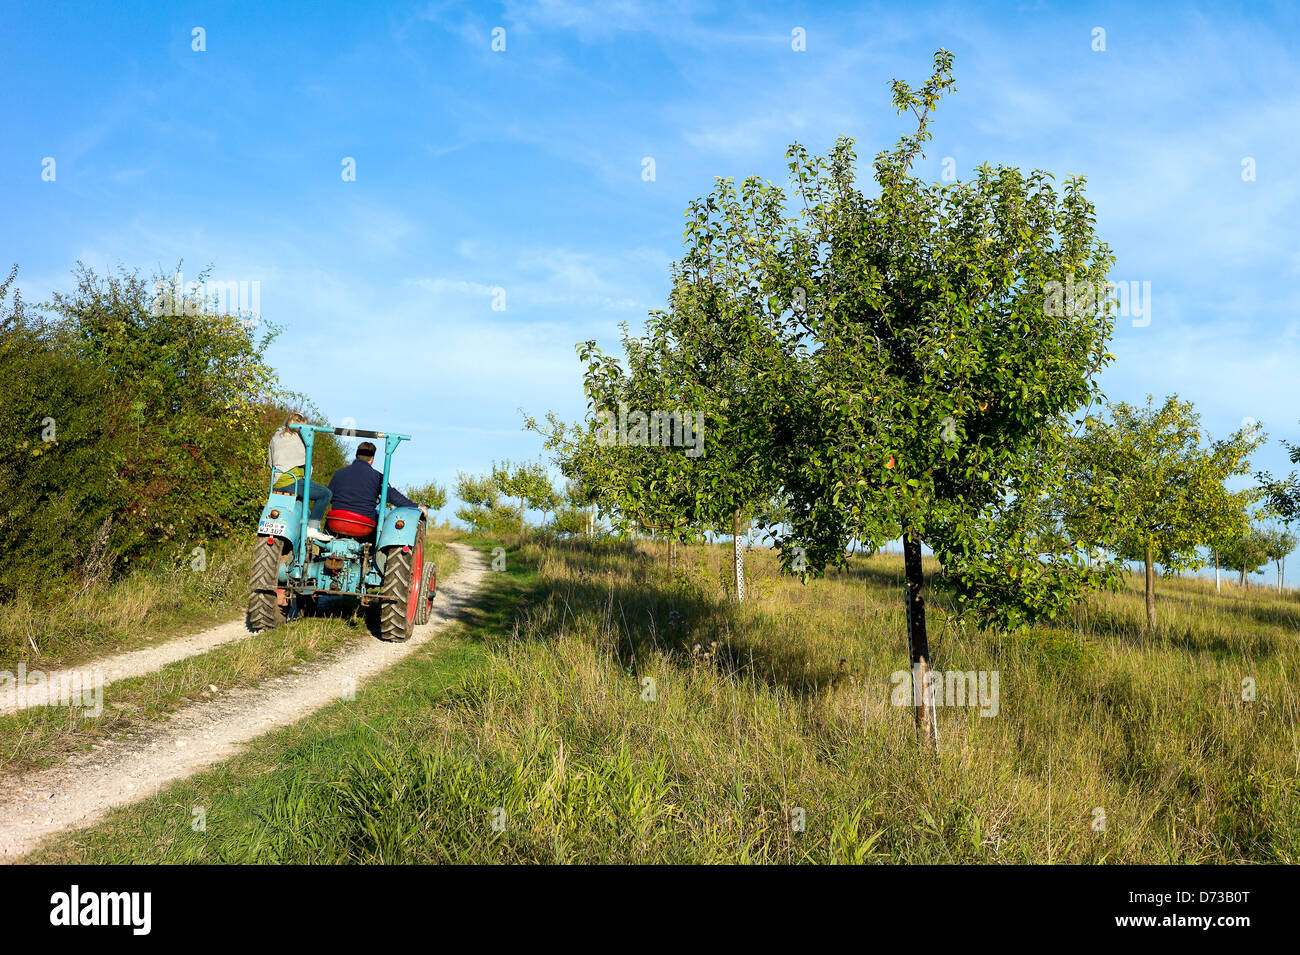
29 535 1299 864
0 534 458 777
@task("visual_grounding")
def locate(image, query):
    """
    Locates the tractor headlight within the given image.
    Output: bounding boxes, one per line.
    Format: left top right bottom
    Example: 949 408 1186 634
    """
395 520 405 529
269 509 280 519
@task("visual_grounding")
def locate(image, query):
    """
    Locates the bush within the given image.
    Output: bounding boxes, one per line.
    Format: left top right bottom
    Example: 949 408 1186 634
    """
0 267 127 595
0 263 336 599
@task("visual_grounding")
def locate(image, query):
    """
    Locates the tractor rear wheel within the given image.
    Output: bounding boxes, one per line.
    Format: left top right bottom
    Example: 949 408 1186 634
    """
249 536 291 631
415 559 437 626
378 522 425 642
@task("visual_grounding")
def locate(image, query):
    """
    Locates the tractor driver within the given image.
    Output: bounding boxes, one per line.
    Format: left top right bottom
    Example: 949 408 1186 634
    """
327 441 428 524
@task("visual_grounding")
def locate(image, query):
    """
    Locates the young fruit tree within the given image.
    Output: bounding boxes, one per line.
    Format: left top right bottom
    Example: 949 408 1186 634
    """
454 471 518 535
532 268 782 598
491 458 557 531
1219 522 1271 588
570 254 790 600
528 354 707 563
548 479 596 537
400 481 448 520
1259 525 1296 594
1256 424 1300 591
1066 395 1262 628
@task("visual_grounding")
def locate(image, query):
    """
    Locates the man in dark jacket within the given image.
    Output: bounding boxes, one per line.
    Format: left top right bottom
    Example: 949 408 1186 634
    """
328 442 428 520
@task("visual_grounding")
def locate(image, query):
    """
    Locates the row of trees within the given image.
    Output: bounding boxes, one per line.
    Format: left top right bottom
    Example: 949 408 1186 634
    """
1062 395 1263 628
1217 522 1295 592
518 51 1291 748
526 50 1126 746
452 459 595 538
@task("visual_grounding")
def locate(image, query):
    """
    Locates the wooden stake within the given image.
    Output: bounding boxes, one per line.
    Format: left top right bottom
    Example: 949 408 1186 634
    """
903 533 938 752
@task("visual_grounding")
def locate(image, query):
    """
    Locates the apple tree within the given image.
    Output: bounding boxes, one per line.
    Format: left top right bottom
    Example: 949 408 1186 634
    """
1068 395 1262 628
669 51 1121 744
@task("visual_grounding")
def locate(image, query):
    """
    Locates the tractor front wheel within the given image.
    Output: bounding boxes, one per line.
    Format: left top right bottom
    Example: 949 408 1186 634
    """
378 523 425 642
249 535 291 631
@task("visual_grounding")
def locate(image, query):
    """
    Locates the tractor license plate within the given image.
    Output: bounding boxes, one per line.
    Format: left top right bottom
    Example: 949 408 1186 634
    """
259 521 287 536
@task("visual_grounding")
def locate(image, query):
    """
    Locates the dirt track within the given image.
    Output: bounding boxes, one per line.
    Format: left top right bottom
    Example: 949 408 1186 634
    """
0 619 256 716
0 542 485 861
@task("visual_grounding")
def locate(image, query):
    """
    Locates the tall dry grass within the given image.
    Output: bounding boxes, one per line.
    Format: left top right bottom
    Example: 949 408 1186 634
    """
128 537 1297 864
0 537 251 671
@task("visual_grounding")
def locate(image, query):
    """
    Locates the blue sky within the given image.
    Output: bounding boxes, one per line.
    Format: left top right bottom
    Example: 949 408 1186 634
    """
4 1 1299 575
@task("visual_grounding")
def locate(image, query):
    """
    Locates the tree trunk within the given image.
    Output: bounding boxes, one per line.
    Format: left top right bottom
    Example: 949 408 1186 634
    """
731 509 745 603
1278 558 1284 595
1214 550 1220 594
1144 545 1156 633
903 533 938 752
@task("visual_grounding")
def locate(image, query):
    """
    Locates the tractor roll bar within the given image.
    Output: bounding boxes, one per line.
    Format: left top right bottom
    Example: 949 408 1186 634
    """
289 424 412 441
284 423 414 565
287 423 413 563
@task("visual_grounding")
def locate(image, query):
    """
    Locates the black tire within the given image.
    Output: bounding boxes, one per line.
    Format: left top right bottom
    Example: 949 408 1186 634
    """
378 522 425 642
249 535 290 631
415 560 436 626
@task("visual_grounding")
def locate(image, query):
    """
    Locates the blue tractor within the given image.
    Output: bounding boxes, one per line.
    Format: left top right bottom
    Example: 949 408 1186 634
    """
248 424 436 641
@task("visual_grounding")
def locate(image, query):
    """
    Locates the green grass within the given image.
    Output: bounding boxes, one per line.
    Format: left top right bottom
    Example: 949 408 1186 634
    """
27 537 1300 864
30 538 527 863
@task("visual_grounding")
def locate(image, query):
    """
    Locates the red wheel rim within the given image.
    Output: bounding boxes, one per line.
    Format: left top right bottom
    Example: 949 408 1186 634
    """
406 540 424 624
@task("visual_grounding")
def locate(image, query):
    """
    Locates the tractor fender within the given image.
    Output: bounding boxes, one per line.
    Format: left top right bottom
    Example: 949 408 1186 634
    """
376 507 423 551
258 493 302 548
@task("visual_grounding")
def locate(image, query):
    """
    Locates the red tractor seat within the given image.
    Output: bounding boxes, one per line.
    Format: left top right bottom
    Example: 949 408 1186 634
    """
325 509 378 538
